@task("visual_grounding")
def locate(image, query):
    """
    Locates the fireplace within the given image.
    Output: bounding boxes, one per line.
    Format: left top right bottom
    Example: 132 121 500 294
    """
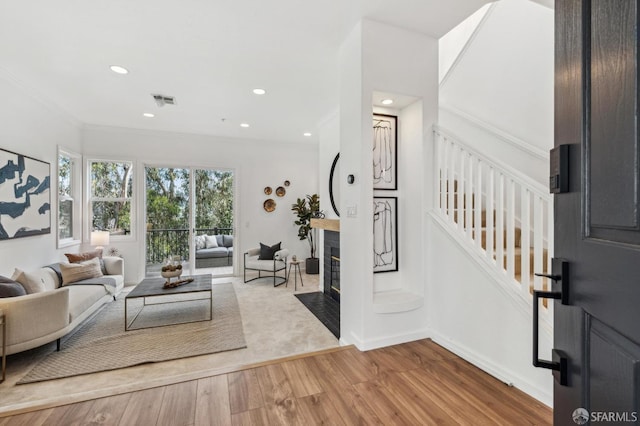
330 247 340 302
323 230 340 303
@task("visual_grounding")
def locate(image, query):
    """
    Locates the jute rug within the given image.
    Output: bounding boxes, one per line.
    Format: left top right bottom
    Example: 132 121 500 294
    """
18 282 246 384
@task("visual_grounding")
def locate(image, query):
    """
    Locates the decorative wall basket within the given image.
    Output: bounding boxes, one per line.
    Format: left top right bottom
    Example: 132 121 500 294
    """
264 186 272 195
264 198 276 212
276 186 286 197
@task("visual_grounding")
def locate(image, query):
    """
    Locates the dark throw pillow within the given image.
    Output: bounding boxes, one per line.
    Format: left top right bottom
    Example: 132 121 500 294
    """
0 275 27 298
46 263 63 286
258 242 281 260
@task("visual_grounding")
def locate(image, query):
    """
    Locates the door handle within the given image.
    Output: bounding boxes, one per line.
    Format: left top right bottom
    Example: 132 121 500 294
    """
532 258 569 386
534 272 561 281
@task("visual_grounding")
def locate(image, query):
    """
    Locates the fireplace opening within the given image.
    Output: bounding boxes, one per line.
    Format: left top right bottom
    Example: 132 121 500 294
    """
330 247 340 302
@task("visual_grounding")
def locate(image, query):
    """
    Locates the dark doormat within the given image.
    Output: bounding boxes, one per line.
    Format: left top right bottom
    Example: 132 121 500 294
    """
295 292 340 339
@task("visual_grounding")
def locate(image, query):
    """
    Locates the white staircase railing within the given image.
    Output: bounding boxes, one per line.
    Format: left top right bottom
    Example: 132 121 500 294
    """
434 126 553 313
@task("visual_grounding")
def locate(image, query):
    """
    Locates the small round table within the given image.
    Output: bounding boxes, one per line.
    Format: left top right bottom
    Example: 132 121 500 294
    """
286 260 304 291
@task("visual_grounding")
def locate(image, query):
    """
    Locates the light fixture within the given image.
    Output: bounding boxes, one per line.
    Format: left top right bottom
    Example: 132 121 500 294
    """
143 113 155 118
252 88 266 95
109 65 129 75
90 230 110 251
381 99 394 105
240 123 250 128
303 132 312 137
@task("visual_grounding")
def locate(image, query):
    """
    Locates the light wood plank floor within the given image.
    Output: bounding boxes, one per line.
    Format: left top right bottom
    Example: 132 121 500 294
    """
0 339 552 425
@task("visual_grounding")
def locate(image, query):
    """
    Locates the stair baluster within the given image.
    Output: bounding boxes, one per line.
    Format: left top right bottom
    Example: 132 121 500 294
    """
434 127 552 313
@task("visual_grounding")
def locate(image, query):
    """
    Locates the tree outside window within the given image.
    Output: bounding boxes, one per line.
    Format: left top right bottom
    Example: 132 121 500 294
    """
58 148 81 246
194 169 233 231
89 160 133 236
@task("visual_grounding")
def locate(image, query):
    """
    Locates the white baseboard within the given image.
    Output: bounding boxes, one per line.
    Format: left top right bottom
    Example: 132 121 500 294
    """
430 330 553 407
344 328 432 352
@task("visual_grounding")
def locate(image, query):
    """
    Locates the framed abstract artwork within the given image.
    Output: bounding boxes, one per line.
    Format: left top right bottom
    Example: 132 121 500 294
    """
0 148 51 240
373 113 398 190
373 196 398 273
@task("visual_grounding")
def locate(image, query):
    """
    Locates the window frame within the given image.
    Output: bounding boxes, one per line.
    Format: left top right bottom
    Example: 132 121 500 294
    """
86 157 136 242
57 147 82 248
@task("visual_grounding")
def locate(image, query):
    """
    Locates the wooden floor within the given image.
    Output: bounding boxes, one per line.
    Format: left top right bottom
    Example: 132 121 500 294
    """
0 339 552 425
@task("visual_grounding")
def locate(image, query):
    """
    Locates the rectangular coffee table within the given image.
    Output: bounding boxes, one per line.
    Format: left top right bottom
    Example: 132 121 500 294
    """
125 274 213 331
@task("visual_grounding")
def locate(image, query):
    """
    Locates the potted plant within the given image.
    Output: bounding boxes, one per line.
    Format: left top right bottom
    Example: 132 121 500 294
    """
291 194 323 274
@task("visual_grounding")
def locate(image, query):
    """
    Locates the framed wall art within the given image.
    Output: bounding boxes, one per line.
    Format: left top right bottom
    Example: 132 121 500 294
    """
373 196 398 273
373 113 398 190
0 148 51 240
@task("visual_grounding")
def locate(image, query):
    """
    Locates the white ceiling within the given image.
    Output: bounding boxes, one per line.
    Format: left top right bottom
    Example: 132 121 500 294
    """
0 0 490 143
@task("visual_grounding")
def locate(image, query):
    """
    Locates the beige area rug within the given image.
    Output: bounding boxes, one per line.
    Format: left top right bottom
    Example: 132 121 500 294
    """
18 282 245 384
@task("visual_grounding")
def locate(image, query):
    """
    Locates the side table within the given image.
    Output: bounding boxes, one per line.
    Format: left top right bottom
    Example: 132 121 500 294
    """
286 260 304 291
0 308 5 383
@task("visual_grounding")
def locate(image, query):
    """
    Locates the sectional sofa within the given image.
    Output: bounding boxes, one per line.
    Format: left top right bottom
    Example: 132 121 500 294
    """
0 256 124 358
194 234 233 268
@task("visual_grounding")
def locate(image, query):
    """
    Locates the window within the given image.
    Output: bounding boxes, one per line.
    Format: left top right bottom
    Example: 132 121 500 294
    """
58 148 81 247
89 160 134 237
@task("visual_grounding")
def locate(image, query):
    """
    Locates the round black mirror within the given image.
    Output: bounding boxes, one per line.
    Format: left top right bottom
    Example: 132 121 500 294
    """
329 153 340 217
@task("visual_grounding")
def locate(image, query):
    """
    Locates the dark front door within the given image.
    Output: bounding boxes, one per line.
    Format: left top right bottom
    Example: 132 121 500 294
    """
553 0 640 423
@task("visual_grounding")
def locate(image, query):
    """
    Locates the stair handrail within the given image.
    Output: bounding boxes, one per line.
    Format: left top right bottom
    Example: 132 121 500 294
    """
434 125 549 201
433 124 554 322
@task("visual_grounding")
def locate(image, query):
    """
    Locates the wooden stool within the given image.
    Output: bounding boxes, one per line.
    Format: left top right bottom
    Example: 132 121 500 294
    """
286 260 304 291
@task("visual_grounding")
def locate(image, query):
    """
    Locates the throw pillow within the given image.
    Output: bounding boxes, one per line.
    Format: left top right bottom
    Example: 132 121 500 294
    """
195 235 206 250
65 249 108 274
205 235 219 248
64 249 102 263
223 234 234 248
11 268 46 294
259 242 281 260
60 257 104 285
0 275 26 298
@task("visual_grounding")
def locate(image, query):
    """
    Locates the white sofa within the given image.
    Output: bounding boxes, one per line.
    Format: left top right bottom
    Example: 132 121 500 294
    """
0 257 124 356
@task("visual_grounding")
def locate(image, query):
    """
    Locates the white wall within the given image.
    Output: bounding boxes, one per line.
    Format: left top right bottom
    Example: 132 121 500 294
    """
0 70 83 276
427 216 553 406
316 112 340 291
439 4 491 83
318 112 340 221
82 125 319 283
438 108 548 185
338 20 439 350
440 0 554 155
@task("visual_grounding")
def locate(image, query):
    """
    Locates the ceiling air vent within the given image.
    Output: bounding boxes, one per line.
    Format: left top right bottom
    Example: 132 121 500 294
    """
152 94 176 107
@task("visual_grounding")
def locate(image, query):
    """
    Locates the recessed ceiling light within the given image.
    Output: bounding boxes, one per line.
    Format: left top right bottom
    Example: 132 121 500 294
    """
143 113 155 118
240 123 250 128
303 132 312 137
381 99 394 105
109 65 129 75
252 88 266 95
